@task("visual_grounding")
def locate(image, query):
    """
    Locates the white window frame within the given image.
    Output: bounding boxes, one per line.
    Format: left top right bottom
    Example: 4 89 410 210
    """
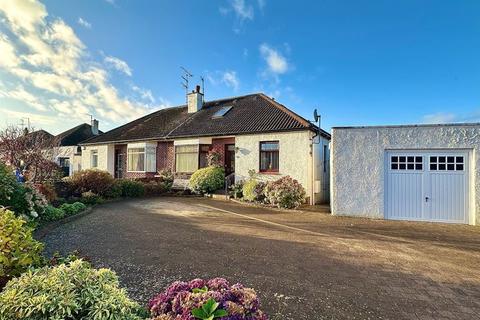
91 150 98 168
127 142 157 173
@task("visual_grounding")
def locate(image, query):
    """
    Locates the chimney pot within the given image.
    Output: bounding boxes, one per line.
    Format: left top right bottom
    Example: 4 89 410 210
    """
196 85 201 93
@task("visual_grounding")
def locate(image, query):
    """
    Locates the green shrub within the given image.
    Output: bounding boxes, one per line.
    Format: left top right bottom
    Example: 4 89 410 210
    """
264 176 306 209
80 191 104 205
104 181 122 199
189 166 225 194
0 260 143 320
60 202 87 216
117 179 145 197
42 205 65 221
0 163 18 204
0 208 44 288
69 169 114 197
54 179 77 198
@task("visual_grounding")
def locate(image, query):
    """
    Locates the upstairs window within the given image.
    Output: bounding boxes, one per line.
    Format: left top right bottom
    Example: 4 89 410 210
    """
127 146 156 172
259 141 279 172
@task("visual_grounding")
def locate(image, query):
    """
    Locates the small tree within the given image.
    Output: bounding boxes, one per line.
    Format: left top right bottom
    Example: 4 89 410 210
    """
0 126 61 183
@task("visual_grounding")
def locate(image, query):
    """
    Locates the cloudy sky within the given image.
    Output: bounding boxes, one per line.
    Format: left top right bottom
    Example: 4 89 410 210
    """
0 0 479 134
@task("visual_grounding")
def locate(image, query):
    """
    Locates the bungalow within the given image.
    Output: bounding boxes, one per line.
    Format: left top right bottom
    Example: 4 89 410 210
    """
30 122 101 176
53 121 102 176
80 87 330 204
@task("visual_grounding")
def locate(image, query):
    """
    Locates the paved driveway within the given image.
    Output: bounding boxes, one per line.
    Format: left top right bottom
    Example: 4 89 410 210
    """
42 197 480 320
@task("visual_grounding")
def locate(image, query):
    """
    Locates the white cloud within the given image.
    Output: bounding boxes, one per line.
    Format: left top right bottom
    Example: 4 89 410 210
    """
104 0 115 5
222 71 240 91
0 35 21 68
259 43 289 74
104 55 132 76
423 112 457 124
132 85 155 103
231 0 254 20
0 0 163 133
206 70 241 91
77 17 91 29
0 85 47 111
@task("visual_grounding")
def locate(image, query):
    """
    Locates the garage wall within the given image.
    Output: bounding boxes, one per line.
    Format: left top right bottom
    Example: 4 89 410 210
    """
331 124 480 225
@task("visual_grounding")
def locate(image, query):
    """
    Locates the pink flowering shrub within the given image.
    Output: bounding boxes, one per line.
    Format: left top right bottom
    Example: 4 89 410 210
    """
264 176 306 209
148 278 268 320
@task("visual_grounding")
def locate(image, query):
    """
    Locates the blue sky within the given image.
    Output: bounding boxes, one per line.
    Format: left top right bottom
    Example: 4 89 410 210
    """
0 0 479 134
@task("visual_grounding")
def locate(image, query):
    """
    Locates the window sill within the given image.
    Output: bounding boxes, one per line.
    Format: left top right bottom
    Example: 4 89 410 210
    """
258 171 280 175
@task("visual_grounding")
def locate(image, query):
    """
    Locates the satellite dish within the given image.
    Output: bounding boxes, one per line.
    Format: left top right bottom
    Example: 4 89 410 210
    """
313 109 320 122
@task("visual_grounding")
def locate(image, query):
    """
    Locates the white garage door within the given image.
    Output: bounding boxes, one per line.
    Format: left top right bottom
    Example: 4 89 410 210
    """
385 151 469 224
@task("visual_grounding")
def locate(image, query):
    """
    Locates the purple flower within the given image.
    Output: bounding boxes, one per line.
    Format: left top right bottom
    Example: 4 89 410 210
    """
148 278 268 319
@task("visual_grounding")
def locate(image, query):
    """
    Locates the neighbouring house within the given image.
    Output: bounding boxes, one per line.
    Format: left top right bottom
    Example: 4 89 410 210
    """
330 123 480 225
80 87 331 204
53 120 102 176
34 121 102 176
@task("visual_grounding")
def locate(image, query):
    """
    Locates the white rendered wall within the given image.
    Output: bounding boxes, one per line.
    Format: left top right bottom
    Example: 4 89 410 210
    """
81 144 115 176
235 130 315 203
330 124 480 225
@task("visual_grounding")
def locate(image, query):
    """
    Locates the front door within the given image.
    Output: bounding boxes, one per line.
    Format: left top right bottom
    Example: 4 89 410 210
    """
115 150 125 179
224 144 235 175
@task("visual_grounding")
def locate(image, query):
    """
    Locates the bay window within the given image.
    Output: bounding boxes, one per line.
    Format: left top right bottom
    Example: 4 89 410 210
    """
259 141 279 172
175 145 199 173
174 144 211 173
127 143 156 172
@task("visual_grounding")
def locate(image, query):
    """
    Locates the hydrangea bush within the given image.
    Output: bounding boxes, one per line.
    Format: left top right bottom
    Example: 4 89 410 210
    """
148 278 268 320
0 162 48 220
264 176 306 209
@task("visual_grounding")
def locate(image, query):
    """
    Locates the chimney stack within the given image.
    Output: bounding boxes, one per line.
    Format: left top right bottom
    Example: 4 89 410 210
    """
91 119 99 135
187 85 203 113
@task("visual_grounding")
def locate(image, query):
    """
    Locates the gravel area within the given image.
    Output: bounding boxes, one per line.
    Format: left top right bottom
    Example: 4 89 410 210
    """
42 197 480 320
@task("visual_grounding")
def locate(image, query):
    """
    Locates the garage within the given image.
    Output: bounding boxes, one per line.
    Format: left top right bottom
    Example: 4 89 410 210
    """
385 150 469 223
330 123 480 225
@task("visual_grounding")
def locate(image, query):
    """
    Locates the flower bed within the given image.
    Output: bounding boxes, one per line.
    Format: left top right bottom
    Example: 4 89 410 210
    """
148 278 268 319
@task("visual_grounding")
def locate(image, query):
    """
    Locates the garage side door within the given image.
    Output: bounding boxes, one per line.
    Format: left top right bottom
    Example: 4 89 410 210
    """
385 151 469 224
386 155 424 220
427 154 468 223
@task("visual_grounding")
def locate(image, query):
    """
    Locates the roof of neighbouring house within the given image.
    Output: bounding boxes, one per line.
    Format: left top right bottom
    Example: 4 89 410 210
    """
55 123 103 146
81 93 330 145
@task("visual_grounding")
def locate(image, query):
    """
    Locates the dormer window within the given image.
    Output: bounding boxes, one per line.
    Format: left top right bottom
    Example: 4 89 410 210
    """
212 106 232 119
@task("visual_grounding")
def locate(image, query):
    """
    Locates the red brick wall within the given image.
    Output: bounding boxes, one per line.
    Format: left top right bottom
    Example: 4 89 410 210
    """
157 141 174 172
114 139 232 179
211 137 235 164
119 141 174 179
